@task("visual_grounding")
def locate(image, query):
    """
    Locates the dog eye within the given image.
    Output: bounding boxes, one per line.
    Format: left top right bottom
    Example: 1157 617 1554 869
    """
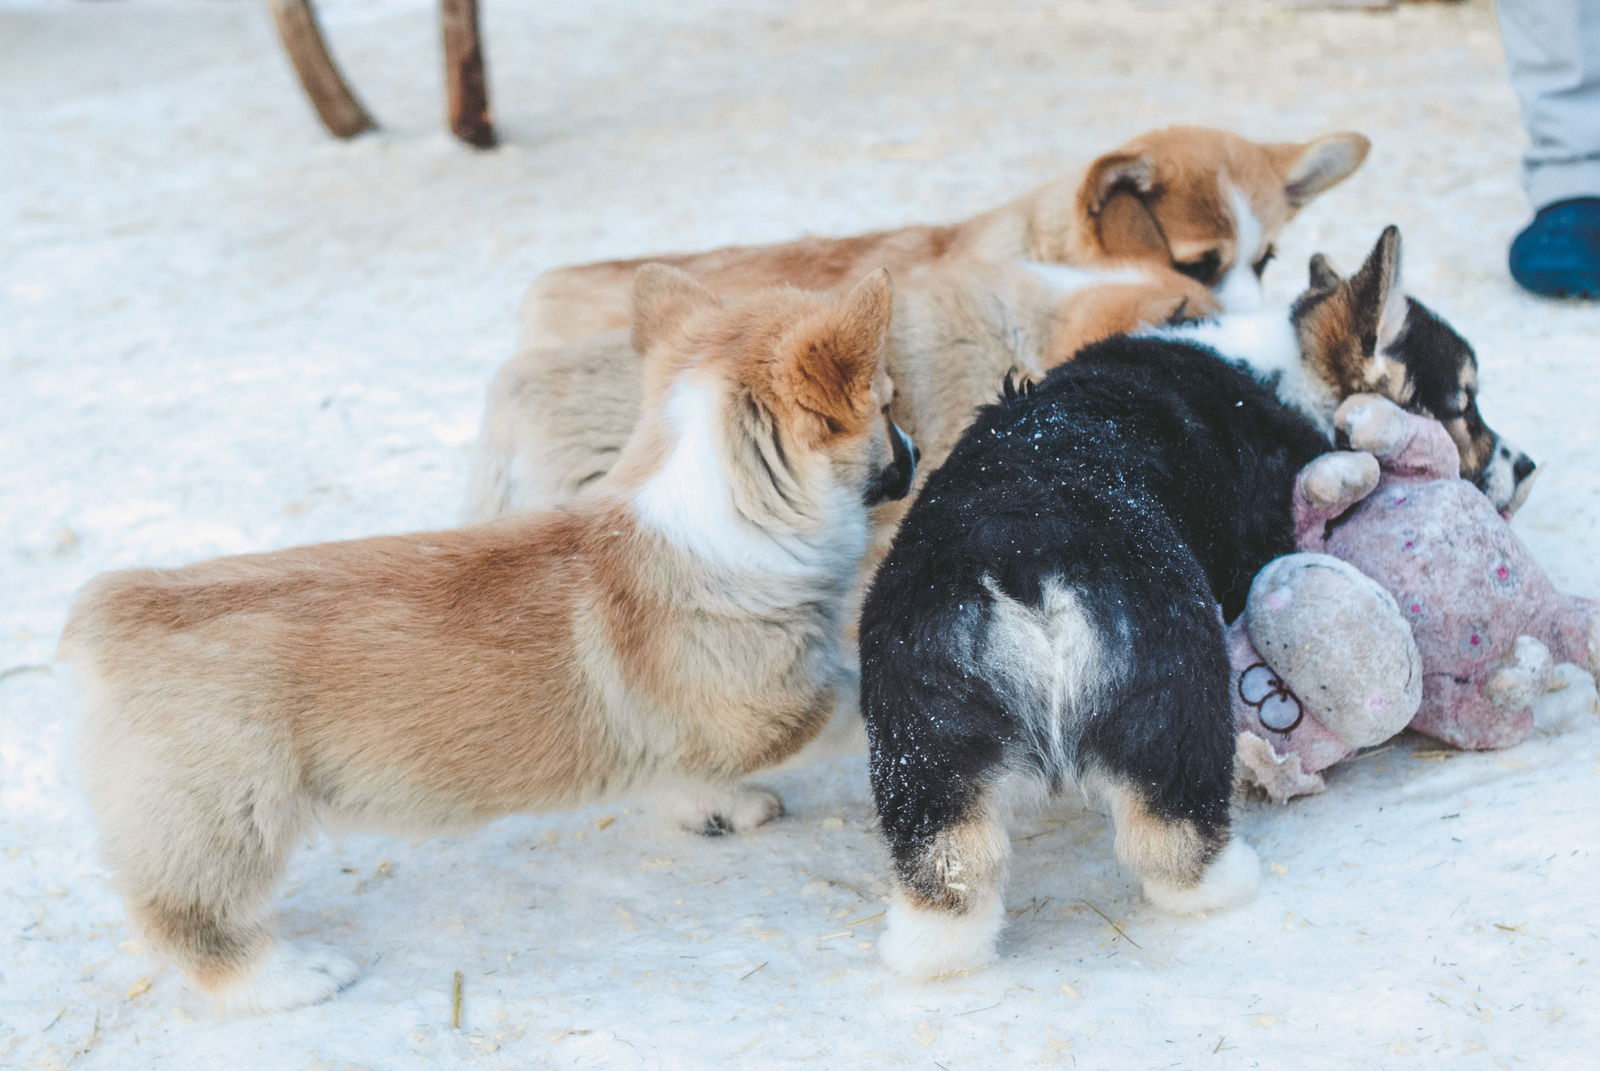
1252 246 1277 278
1174 250 1222 285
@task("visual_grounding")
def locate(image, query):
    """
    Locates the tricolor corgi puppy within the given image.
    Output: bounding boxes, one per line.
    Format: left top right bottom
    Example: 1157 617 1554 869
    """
1149 226 1536 515
521 126 1370 348
59 266 915 1014
464 259 1216 522
860 337 1332 980
858 228 1537 980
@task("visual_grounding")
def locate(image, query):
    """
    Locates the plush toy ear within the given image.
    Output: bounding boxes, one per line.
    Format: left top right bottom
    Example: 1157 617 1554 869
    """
1080 152 1158 217
1307 252 1344 291
631 263 721 358
1270 132 1371 209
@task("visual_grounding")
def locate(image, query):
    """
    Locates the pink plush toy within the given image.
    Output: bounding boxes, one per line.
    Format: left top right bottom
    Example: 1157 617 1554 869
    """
1231 395 1600 802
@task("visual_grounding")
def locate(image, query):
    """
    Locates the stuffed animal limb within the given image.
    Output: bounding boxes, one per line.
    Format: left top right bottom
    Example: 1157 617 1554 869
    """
1297 395 1600 750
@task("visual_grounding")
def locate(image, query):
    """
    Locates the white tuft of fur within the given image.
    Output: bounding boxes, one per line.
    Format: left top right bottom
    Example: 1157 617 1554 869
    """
219 940 360 1016
1143 838 1260 917
1145 308 1337 436
879 890 1005 980
980 575 1113 776
633 380 865 577
1214 187 1266 313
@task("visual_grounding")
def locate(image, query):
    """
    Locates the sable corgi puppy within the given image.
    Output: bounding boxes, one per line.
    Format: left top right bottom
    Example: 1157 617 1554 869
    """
464 260 1217 522
1149 226 1536 515
59 266 915 1015
859 340 1333 980
521 126 1370 348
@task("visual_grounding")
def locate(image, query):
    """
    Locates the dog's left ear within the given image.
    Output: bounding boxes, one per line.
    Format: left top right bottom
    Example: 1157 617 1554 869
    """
1307 252 1344 291
1080 152 1158 217
1268 132 1371 209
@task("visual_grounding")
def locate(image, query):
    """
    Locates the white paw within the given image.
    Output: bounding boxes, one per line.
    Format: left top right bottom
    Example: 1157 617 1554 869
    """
658 781 785 836
1143 839 1260 917
220 940 360 1015
879 889 1004 979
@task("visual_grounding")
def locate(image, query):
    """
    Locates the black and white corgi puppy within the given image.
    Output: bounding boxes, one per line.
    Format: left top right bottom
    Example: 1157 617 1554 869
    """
856 226 1531 978
859 338 1332 979
1149 225 1535 516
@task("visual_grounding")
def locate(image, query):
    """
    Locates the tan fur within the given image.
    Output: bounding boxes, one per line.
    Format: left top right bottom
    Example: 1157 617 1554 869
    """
468 260 1215 521
1100 777 1221 890
1293 229 1503 484
895 789 1011 916
61 267 901 1010
522 126 1369 347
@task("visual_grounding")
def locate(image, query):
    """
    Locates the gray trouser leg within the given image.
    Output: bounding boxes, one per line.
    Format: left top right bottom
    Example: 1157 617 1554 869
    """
1497 0 1600 209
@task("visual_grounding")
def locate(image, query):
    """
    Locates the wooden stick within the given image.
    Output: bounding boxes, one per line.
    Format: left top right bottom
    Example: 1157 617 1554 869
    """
451 970 463 1029
264 0 377 139
440 0 497 148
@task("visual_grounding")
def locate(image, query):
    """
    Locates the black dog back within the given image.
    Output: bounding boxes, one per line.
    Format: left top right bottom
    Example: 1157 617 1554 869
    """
860 336 1330 975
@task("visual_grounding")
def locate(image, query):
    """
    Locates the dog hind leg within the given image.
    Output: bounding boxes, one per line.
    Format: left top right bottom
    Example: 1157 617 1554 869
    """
879 791 1010 979
1101 777 1259 917
81 704 354 1014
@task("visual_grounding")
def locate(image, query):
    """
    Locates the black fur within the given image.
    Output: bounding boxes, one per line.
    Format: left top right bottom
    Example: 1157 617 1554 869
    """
859 337 1329 900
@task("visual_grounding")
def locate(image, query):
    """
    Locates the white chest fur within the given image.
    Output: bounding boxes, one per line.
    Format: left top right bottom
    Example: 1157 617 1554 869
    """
1145 310 1337 437
631 380 868 581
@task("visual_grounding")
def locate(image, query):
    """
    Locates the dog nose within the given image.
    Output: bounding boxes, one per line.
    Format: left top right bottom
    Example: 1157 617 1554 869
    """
1513 453 1536 484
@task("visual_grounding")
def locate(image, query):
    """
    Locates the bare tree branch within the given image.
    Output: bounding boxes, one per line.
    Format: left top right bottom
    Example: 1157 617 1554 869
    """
265 0 377 139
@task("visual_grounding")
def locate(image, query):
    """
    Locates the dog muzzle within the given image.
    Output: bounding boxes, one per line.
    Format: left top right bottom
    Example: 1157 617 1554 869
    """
863 420 919 506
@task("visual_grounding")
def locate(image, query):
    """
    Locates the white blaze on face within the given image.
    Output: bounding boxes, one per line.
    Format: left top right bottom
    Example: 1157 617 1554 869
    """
1214 186 1266 313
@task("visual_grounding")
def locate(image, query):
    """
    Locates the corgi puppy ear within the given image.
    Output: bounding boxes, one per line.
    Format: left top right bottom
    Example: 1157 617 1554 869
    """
1080 152 1158 217
781 268 894 442
1096 188 1170 261
1348 224 1405 346
1307 252 1345 291
632 262 723 358
1268 132 1370 209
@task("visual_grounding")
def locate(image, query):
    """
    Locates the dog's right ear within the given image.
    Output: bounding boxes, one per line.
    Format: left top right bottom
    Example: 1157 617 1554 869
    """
1080 152 1158 217
1307 253 1344 291
632 263 721 357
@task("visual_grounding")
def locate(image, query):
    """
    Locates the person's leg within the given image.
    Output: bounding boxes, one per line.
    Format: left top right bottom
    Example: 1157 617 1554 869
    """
1499 0 1600 297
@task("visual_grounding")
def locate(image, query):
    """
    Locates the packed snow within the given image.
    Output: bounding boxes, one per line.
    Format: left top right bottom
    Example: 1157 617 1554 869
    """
3 0 1597 1067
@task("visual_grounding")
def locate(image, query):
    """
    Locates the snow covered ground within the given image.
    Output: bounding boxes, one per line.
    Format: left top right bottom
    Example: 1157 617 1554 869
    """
3 0 1598 1067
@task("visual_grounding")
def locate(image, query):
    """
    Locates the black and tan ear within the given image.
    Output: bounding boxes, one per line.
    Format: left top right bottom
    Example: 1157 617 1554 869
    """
631 263 722 357
1270 132 1371 209
785 268 894 438
1347 225 1404 337
1080 152 1159 217
1308 252 1344 291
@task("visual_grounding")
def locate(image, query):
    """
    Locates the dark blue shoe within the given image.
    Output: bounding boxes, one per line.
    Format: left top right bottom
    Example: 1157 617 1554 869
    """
1509 197 1600 299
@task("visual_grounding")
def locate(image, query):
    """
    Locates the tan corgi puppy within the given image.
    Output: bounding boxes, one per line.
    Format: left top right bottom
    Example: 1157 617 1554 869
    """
521 125 1370 348
59 266 915 1015
464 260 1217 523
